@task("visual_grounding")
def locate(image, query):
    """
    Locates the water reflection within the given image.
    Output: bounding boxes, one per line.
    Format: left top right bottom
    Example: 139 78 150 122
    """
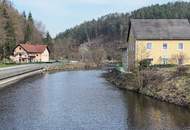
0 71 189 130
123 91 190 129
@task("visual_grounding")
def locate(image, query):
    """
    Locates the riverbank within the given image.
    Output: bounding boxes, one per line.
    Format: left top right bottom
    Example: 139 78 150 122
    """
0 63 16 68
0 62 99 89
45 62 98 72
0 64 44 89
103 67 190 108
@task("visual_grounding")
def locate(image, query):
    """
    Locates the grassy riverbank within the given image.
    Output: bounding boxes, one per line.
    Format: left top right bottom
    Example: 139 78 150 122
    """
0 63 16 68
103 66 190 108
46 62 98 72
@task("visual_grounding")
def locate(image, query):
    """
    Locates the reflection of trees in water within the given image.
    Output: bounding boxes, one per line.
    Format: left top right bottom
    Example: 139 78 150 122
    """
120 91 190 129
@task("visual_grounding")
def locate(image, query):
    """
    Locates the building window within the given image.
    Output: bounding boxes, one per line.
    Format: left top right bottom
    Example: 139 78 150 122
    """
162 58 168 64
178 43 183 50
147 43 152 49
163 43 167 49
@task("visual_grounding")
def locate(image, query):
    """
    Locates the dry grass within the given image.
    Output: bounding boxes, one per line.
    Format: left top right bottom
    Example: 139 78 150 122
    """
104 66 190 108
139 67 190 107
0 63 15 68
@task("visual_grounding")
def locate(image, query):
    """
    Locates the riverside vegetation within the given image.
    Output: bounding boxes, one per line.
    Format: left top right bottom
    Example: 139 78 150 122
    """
46 62 98 72
103 66 190 108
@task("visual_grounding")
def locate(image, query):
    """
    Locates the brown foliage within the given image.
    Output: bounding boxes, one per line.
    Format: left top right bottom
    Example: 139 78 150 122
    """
174 66 189 76
140 69 165 88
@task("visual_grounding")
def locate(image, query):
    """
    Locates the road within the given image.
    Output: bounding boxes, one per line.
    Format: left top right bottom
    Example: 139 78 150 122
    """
0 64 45 80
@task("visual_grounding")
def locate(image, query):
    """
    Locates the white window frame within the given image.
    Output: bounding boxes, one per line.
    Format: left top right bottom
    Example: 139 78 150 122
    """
178 43 184 50
162 58 168 64
146 43 152 50
163 43 168 50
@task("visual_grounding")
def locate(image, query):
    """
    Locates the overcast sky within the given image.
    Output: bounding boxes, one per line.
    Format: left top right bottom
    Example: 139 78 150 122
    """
14 0 189 37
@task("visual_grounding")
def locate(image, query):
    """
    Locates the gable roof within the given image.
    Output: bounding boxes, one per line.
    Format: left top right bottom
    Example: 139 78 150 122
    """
19 43 48 53
130 19 190 40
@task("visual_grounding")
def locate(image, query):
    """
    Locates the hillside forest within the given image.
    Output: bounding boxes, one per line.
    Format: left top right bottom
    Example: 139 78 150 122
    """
54 1 190 63
2 1 190 64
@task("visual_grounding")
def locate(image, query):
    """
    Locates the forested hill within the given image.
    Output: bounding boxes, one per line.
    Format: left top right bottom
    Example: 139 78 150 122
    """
54 1 190 60
131 2 190 19
56 13 130 44
0 0 47 59
56 1 190 43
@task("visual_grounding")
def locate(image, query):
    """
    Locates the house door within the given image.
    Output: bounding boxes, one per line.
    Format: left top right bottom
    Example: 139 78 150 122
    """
29 56 35 62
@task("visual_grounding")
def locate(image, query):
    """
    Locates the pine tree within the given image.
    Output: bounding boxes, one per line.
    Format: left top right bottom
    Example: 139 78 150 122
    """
2 7 16 58
24 23 32 42
22 11 26 19
24 12 34 42
44 32 52 43
28 12 33 23
44 32 53 53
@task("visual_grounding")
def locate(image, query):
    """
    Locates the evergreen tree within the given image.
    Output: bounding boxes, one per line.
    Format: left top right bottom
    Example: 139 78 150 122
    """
28 12 33 23
24 12 34 42
44 32 53 54
22 11 26 19
44 32 52 44
24 23 33 42
2 7 16 58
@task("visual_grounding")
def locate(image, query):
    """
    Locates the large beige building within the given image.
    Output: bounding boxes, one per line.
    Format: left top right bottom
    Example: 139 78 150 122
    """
11 43 50 63
122 19 190 71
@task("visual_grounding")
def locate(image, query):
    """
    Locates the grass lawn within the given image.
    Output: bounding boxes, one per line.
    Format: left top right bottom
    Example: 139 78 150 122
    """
0 63 16 68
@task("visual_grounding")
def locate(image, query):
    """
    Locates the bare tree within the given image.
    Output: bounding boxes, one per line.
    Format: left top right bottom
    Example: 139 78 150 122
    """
170 53 186 65
90 47 106 67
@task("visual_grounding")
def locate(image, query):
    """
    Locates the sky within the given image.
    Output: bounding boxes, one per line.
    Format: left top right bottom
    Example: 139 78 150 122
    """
14 0 190 37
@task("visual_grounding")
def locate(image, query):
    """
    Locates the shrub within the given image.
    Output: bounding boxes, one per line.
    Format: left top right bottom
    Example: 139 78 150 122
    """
151 64 176 68
140 69 164 88
175 66 189 76
139 59 152 70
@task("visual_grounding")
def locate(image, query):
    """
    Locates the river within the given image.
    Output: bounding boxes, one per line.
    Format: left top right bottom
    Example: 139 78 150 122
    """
0 71 190 130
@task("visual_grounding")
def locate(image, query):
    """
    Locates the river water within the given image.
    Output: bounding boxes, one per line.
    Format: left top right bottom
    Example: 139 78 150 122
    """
0 71 190 130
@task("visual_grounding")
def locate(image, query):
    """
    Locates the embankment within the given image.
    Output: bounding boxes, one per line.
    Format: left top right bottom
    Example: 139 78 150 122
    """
46 62 98 71
103 68 190 108
0 62 98 88
0 65 44 89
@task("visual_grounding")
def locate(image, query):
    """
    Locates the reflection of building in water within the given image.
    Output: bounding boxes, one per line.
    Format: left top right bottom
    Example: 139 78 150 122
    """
124 92 190 129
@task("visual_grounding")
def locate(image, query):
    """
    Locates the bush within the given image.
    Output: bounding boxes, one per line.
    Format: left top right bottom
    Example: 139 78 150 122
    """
151 64 176 68
139 59 152 70
140 69 164 88
175 66 189 76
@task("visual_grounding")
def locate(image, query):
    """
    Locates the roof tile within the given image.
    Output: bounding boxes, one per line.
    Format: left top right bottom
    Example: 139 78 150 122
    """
131 19 190 40
20 43 47 53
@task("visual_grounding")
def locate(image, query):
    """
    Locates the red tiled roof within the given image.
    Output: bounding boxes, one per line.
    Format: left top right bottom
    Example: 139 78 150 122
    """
19 43 48 53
